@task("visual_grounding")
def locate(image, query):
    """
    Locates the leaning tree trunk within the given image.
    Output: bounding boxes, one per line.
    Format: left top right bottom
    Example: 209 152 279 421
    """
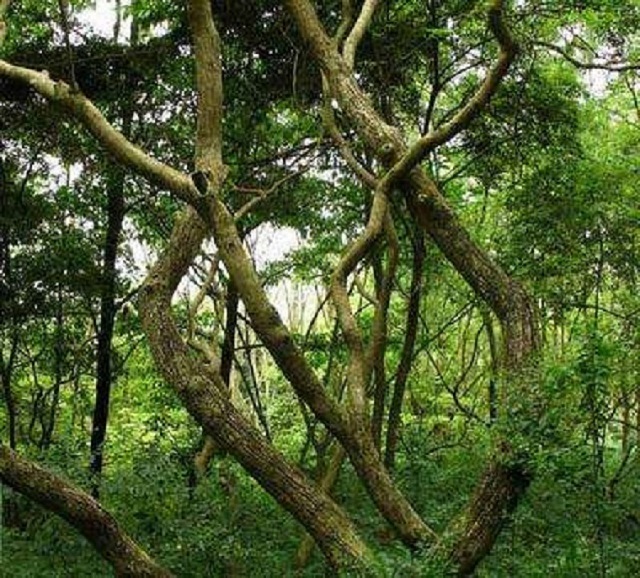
0 445 173 577
138 208 377 574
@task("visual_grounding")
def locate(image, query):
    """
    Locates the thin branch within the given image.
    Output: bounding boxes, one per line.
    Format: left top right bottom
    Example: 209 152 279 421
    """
420 0 441 134
343 0 379 69
384 227 425 470
321 93 378 188
234 164 312 221
189 255 220 327
370 212 399 447
537 40 640 72
354 269 378 306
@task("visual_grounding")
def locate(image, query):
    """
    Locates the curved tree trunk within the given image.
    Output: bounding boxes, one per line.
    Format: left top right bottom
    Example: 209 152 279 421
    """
0 1 540 573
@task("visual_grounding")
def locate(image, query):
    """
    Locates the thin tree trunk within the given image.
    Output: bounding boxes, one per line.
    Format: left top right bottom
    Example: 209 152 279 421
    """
385 228 425 470
0 336 18 450
0 159 19 450
90 168 126 495
89 44 136 493
41 281 64 450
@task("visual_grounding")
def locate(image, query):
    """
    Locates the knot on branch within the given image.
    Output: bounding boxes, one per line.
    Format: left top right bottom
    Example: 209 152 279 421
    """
379 142 397 164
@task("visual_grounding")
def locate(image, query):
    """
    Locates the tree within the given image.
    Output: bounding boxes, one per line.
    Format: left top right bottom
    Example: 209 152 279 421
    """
1 0 638 575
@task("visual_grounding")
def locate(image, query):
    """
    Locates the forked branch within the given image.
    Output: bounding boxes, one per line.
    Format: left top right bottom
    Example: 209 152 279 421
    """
384 0 518 180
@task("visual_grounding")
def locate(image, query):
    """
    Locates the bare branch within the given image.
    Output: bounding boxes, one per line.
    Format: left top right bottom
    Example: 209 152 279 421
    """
369 212 398 443
188 254 220 344
343 0 379 69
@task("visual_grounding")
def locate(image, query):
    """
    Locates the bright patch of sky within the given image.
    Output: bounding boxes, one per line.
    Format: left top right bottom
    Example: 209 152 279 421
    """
79 0 119 36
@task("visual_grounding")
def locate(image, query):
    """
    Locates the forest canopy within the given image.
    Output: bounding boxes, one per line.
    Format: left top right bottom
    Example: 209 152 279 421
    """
0 0 639 576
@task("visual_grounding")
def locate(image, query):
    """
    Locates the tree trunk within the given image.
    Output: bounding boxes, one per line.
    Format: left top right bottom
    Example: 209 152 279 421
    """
0 161 19 450
90 168 126 495
283 1 539 573
138 208 377 574
385 228 425 470
89 49 136 493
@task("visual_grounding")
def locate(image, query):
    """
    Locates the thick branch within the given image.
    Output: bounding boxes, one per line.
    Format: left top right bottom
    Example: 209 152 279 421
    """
284 0 539 572
386 0 518 180
0 445 173 577
139 209 375 573
330 188 389 416
0 60 199 205
370 213 398 448
334 0 355 46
